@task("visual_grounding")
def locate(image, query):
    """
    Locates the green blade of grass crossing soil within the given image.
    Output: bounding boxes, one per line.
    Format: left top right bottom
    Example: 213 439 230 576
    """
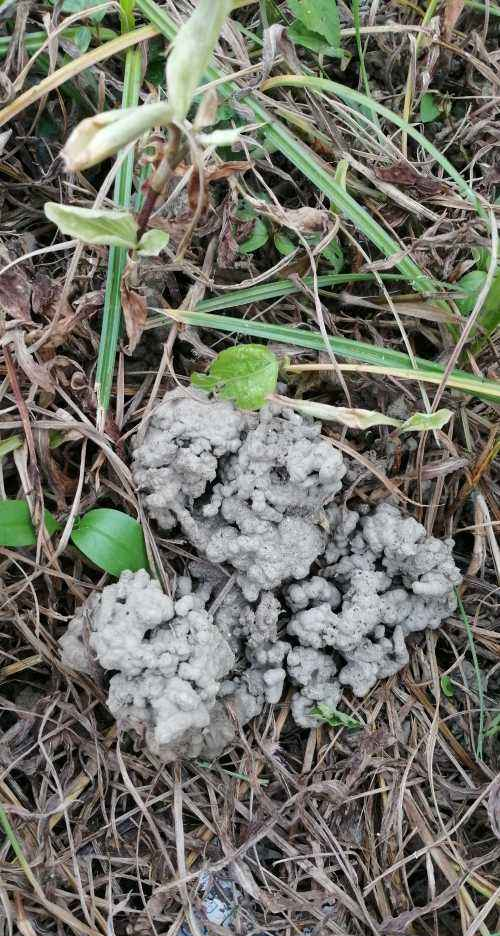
94 44 142 419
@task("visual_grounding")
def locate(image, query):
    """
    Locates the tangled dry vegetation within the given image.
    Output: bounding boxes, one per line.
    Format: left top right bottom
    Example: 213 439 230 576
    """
0 0 499 934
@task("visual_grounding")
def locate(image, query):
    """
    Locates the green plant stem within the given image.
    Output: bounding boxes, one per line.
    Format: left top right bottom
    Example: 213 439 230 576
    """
94 45 142 418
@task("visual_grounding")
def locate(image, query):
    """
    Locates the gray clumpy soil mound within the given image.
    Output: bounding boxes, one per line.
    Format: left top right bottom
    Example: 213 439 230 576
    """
60 391 462 761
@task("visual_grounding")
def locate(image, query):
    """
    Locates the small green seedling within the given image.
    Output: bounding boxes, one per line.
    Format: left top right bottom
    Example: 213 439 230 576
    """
440 675 455 698
0 499 148 576
191 344 454 430
311 703 362 730
419 92 442 124
192 344 279 410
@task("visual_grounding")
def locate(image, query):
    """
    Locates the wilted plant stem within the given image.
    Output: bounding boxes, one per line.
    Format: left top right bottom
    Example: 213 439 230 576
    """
136 124 183 240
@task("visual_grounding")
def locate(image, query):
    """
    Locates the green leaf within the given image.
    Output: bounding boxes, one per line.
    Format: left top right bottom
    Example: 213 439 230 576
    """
419 92 442 123
0 435 23 458
166 0 235 122
456 270 488 316
440 675 455 698
70 508 149 576
137 228 170 256
287 19 343 56
44 203 139 250
73 26 92 53
274 231 296 255
484 713 500 738
310 704 362 730
191 344 279 410
50 0 107 21
120 0 136 31
0 500 59 547
288 0 341 47
238 217 269 254
321 238 344 271
400 408 452 432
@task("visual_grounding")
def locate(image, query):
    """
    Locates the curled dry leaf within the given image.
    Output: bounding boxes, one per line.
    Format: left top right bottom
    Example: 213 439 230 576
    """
121 284 148 355
375 162 445 196
9 329 54 392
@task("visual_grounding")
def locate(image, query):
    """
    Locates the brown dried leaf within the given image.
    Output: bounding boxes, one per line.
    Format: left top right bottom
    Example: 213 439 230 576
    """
0 268 32 321
121 285 147 354
10 329 54 392
375 162 445 195
380 874 468 933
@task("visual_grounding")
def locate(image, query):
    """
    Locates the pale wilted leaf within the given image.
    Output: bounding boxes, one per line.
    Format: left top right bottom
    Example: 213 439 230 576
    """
121 285 148 354
166 0 235 122
400 409 452 431
289 399 401 429
61 102 173 171
45 203 138 250
137 229 170 257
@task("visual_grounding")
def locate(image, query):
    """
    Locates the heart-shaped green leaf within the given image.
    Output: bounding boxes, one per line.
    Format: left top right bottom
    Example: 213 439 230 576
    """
0 500 59 547
70 508 148 576
192 344 279 410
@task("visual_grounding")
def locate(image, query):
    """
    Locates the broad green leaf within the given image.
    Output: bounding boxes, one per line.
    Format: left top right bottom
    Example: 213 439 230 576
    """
274 231 296 255
419 92 441 123
71 508 148 576
0 500 59 547
0 435 23 458
166 0 235 122
440 675 455 698
400 409 452 432
288 0 341 47
50 0 107 22
456 270 488 316
73 26 92 53
45 203 139 250
238 218 269 254
137 229 170 256
288 399 401 429
287 19 343 57
456 268 500 337
311 704 362 729
192 344 279 410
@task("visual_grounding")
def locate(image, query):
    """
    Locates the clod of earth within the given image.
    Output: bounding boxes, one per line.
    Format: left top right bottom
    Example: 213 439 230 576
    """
60 393 462 760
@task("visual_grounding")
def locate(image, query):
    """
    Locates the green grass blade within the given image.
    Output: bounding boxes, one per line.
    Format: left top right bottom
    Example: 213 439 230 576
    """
261 74 485 219
0 27 116 57
94 45 142 418
134 0 442 299
163 308 500 403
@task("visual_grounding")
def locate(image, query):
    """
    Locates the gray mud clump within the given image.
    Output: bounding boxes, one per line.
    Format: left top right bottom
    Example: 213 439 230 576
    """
61 392 462 760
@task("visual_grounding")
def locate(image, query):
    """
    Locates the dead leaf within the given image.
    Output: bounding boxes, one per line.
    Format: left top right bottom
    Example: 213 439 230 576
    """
375 162 445 195
121 284 147 354
442 0 465 41
0 268 32 321
487 775 500 840
9 329 54 392
380 875 468 933
193 88 218 129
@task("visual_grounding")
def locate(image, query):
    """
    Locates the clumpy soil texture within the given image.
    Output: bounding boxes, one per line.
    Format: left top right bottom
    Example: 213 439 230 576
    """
61 394 462 761
1 0 499 934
